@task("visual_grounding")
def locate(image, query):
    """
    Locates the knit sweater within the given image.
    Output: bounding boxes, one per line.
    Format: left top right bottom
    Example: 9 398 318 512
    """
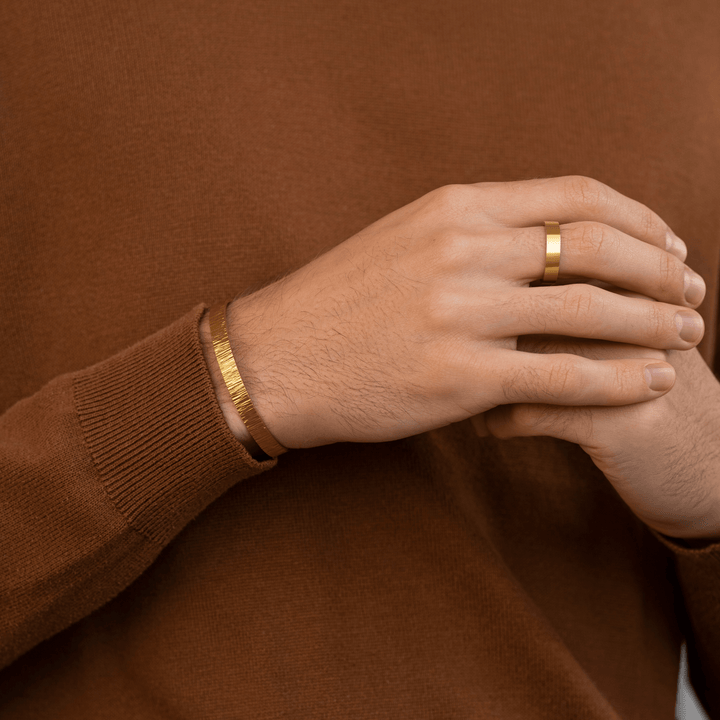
1 0 719 717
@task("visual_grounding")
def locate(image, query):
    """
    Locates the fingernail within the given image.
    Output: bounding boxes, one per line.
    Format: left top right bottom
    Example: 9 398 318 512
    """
644 363 675 391
684 269 706 305
665 229 687 259
675 310 704 342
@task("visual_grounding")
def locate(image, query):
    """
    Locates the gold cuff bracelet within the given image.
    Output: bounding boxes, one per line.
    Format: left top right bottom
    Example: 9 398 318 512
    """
208 301 288 459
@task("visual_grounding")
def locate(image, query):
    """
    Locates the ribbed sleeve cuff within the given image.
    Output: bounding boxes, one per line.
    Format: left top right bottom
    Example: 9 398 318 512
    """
648 530 720 713
73 302 277 545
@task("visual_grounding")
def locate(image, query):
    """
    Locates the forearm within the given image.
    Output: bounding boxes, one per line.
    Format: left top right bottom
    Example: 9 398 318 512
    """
0 304 270 668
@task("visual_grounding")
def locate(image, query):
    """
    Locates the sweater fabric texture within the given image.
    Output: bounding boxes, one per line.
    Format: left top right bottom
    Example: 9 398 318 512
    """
1 1 719 717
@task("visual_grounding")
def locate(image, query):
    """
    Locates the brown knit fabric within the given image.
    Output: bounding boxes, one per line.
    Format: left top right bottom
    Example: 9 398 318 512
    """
0 0 719 717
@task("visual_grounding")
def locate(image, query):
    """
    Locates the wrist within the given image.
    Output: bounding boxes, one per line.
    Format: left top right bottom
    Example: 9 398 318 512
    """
217 290 330 451
224 293 308 450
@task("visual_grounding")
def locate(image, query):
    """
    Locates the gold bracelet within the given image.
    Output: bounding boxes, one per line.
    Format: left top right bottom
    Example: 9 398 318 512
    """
208 301 288 459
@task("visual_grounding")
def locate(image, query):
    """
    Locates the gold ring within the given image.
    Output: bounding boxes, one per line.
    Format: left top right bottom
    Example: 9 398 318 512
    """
542 221 561 283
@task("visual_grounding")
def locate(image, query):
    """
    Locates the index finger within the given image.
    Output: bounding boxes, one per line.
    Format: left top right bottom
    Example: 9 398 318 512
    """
476 175 688 261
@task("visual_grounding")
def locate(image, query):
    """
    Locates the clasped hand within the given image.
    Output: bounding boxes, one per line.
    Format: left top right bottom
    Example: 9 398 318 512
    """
476 282 720 544
220 175 717 540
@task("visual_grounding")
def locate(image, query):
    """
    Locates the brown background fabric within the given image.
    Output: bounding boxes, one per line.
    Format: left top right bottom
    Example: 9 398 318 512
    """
0 0 719 717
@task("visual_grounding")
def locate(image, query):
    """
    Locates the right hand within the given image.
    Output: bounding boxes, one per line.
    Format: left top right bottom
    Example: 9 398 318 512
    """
220 175 706 449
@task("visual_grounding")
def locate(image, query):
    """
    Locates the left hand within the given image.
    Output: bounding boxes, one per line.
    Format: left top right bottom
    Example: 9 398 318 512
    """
472 285 720 544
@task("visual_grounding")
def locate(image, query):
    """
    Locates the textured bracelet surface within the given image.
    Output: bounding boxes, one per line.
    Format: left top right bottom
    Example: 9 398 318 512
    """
208 301 288 459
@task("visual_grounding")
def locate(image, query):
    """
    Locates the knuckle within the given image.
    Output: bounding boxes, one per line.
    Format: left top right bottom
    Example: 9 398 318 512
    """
655 250 680 295
613 362 642 398
423 286 461 330
637 203 663 238
574 221 614 260
432 183 474 215
563 175 610 212
503 356 580 404
545 357 581 400
500 364 530 403
646 303 671 343
560 284 599 322
507 227 539 268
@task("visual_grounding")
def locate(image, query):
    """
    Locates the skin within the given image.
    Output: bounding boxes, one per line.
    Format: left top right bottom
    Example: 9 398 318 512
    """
477 285 720 546
199 175 715 542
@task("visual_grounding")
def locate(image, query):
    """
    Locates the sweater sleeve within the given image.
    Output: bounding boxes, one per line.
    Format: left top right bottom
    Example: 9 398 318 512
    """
649 528 720 718
0 301 277 669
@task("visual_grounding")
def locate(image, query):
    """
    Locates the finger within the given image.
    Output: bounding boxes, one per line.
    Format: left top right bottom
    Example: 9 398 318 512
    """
589 283 654 301
469 413 491 438
564 281 657 304
506 221 706 308
477 175 687 260
502 284 704 350
483 403 596 444
480 348 676 406
516 334 667 362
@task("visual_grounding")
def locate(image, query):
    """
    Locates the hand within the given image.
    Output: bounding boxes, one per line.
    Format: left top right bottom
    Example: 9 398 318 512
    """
211 176 705 449
476 285 720 543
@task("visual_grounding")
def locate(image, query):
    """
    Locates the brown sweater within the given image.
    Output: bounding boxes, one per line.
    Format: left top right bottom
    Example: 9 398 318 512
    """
1 0 719 717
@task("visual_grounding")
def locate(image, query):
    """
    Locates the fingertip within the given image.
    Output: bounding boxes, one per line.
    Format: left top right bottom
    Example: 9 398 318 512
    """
666 229 688 262
644 362 676 392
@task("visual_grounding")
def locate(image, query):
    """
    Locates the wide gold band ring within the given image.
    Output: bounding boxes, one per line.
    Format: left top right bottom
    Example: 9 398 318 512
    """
542 221 562 283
